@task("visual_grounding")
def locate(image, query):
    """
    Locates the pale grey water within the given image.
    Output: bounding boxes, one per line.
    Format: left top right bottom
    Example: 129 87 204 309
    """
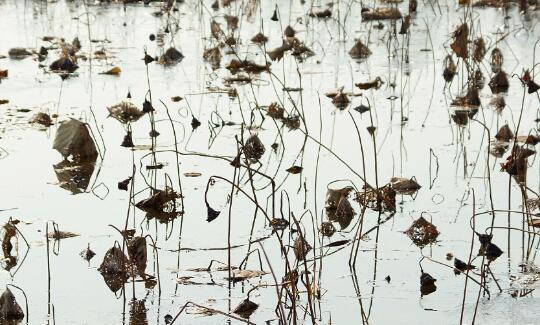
0 0 539 324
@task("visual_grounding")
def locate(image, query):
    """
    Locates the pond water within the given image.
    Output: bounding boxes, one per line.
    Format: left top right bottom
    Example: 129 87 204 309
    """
0 0 540 324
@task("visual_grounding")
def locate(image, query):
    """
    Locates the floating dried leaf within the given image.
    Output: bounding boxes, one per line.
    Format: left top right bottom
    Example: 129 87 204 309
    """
159 47 184 65
30 112 53 126
107 101 144 124
8 47 32 59
405 216 439 247
349 40 371 59
319 222 336 237
362 7 402 20
390 176 421 194
80 244 96 261
100 66 121 75
495 124 513 141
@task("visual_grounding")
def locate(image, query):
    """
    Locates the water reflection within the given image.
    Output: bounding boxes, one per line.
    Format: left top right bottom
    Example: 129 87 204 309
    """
129 299 148 325
53 157 96 194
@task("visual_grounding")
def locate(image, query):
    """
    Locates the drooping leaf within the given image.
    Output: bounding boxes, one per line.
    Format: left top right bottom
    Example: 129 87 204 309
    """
450 23 469 59
286 166 303 174
128 236 147 276
0 288 24 320
293 236 312 260
80 244 96 261
206 204 221 222
454 258 475 275
99 245 129 275
53 118 98 160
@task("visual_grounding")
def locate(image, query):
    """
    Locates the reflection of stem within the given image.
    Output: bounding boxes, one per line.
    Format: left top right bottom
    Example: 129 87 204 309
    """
46 222 51 324
460 189 476 324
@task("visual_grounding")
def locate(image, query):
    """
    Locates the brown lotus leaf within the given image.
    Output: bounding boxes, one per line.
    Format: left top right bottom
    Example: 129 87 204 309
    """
362 7 402 20
107 101 144 124
159 47 184 65
293 236 312 260
390 177 421 194
224 15 239 30
30 112 53 126
243 134 265 161
267 102 284 119
136 187 180 213
473 37 486 62
405 216 439 247
0 288 24 320
488 70 509 94
356 184 396 212
251 32 268 44
349 40 371 59
99 245 129 275
491 48 504 72
451 88 480 108
309 8 332 18
442 55 456 82
128 236 147 276
233 299 258 318
356 77 383 90
286 166 303 174
495 124 514 141
284 25 296 37
450 23 469 59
